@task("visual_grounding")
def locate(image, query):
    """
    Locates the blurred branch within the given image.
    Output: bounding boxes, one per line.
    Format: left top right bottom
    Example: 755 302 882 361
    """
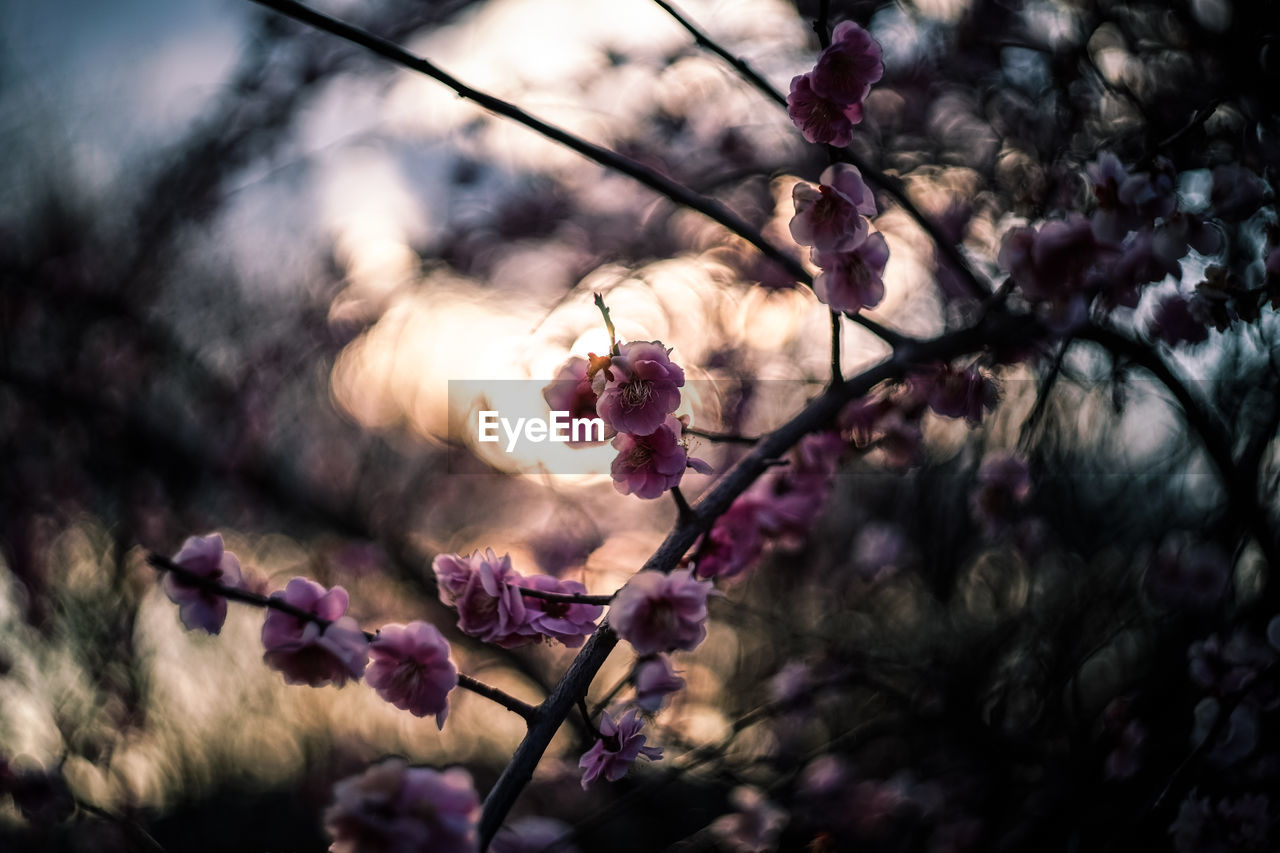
146 553 539 722
247 0 812 290
1077 324 1279 600
685 427 760 445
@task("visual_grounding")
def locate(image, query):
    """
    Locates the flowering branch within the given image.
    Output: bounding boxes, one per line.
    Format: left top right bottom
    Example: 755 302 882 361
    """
477 308 1044 846
145 553 539 722
648 0 992 302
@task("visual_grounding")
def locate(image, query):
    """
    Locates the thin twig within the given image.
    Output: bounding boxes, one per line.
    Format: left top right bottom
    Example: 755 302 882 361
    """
650 0 785 107
513 585 614 606
829 310 843 386
685 427 760 445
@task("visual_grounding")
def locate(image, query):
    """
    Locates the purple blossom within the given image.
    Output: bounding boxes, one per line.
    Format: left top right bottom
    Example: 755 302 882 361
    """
1144 534 1230 612
593 341 684 437
367 621 458 728
786 73 864 147
261 577 369 688
512 574 602 648
162 533 243 634
632 654 685 711
998 215 1100 309
710 786 788 853
435 549 534 649
610 415 710 500
812 230 890 314
909 363 998 426
611 569 714 655
1150 294 1210 347
790 164 877 253
578 708 662 788
969 452 1032 535
324 759 479 853
542 356 612 445
692 497 766 580
810 21 885 105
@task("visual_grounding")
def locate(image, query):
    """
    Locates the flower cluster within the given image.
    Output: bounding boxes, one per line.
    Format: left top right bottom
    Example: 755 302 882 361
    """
787 21 884 147
790 164 888 315
545 338 710 500
694 431 846 581
434 549 602 649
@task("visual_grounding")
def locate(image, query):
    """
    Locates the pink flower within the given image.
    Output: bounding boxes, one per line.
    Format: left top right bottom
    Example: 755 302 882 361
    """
744 432 845 542
632 655 685 711
710 786 788 853
446 550 535 649
692 497 766 580
1143 534 1229 611
578 708 662 788
542 356 612 445
611 569 714 655
491 817 580 853
998 216 1100 307
593 341 685 436
261 577 369 687
812 230 890 314
367 621 458 728
790 164 877 253
512 574 602 648
969 452 1032 535
610 415 711 500
786 73 864 147
162 533 243 634
324 759 479 853
811 21 884 105
908 363 998 426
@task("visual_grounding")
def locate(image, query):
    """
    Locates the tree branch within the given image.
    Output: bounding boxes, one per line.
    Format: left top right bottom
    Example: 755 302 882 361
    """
146 553 538 722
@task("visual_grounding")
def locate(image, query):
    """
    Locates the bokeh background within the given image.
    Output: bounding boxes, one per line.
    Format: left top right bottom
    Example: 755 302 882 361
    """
2 0 1278 850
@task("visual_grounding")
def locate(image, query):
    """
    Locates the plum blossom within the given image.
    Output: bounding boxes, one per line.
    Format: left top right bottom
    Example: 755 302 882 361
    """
366 621 458 728
786 73 864 147
611 569 714 655
691 497 766 580
162 533 243 634
710 786 788 853
512 574 602 648
324 759 479 853
998 215 1100 307
745 431 846 543
491 817 580 853
434 549 532 649
969 452 1032 535
790 164 877 253
811 21 884 105
592 341 684 436
632 654 685 711
812 230 889 314
1144 534 1230 612
1150 294 1210 347
578 708 662 788
786 22 883 146
261 577 369 688
542 356 612 445
909 363 999 426
610 415 711 500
